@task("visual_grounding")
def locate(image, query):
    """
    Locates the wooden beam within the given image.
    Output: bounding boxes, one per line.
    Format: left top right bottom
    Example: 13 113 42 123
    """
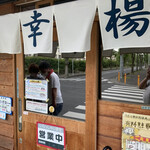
35 0 54 8
120 47 150 54
12 54 18 150
16 32 25 150
0 2 14 15
85 19 99 150
15 0 42 6
102 49 113 57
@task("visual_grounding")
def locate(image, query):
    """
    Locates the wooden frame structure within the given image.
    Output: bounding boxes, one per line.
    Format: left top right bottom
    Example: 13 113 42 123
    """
0 1 150 150
0 1 100 150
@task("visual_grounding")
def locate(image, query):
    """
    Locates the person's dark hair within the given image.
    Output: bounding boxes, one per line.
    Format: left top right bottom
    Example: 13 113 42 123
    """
39 61 51 70
28 63 39 74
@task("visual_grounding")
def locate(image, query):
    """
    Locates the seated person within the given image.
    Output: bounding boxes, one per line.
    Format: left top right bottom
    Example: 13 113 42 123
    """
27 63 44 79
139 66 150 103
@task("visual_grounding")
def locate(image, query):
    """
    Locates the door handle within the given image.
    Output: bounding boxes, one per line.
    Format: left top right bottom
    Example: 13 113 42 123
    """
18 98 22 132
103 146 112 150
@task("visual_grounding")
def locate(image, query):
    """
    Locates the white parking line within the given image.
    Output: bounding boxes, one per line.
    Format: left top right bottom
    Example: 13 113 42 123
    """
104 90 143 96
101 96 143 103
75 105 86 110
107 81 113 84
113 85 145 91
102 92 143 99
63 111 85 120
113 85 142 88
102 79 108 82
108 88 144 93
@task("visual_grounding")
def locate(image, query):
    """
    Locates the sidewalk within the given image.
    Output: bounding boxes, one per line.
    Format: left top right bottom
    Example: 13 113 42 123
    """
119 69 147 86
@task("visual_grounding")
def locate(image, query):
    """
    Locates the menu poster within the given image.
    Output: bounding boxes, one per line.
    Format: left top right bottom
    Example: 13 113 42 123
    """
26 100 48 114
122 112 150 150
25 79 48 101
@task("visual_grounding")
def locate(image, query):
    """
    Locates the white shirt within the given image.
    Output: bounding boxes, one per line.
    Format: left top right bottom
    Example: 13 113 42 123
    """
48 72 63 104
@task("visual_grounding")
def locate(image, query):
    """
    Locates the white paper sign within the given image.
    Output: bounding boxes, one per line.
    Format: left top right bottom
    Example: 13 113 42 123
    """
98 0 150 50
122 112 150 150
26 100 48 114
0 96 12 115
0 112 6 120
37 122 65 150
126 140 150 150
19 6 53 54
25 79 48 101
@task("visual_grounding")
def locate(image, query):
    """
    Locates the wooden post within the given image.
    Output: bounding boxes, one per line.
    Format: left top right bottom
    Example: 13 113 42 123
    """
85 17 99 150
13 54 18 150
16 32 25 150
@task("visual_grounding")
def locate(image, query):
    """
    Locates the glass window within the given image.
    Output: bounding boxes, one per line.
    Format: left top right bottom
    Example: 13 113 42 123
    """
100 49 150 105
24 42 86 121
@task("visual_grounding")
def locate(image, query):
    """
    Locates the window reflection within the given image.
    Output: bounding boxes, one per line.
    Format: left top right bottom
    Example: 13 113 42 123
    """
101 50 149 104
24 47 86 121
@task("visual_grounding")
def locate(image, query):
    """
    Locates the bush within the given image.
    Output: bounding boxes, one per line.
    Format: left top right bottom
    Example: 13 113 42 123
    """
68 59 86 72
25 56 86 75
102 58 119 68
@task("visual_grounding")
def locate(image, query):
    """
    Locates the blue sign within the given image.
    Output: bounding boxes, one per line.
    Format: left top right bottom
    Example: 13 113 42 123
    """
0 96 12 115
141 106 150 110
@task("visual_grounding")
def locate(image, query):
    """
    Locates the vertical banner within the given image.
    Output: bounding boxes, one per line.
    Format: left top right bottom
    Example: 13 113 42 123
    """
54 0 96 53
122 112 150 150
20 6 53 54
98 0 150 50
0 13 21 54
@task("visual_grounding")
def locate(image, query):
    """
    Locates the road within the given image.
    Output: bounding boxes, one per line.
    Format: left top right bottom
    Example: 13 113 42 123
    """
58 69 145 121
